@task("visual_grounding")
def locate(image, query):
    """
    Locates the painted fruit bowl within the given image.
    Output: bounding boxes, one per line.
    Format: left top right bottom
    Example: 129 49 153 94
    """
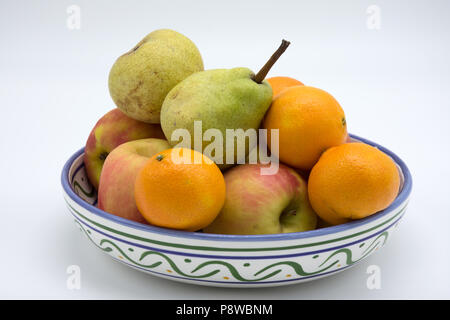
61 134 412 287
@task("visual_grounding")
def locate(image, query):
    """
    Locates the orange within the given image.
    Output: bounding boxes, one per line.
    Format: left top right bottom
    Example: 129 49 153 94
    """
134 148 226 231
266 76 304 98
263 85 348 170
308 142 401 225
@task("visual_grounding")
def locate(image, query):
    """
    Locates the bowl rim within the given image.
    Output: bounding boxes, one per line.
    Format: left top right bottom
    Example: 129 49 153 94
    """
61 133 412 242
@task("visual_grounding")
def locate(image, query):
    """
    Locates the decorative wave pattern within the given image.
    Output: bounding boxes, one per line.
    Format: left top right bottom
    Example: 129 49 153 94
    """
73 181 95 198
70 161 97 205
74 219 389 282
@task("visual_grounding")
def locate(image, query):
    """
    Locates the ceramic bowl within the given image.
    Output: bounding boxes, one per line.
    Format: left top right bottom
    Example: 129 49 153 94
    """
61 134 412 287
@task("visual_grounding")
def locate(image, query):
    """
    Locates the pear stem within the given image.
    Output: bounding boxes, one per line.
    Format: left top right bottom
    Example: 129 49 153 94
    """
252 39 291 84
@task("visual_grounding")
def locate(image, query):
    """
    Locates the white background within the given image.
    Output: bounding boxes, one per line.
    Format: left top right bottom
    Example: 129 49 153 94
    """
1 0 449 299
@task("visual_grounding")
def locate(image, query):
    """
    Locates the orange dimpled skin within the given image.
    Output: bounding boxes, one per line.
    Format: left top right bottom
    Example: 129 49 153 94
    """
134 148 226 231
308 143 401 225
263 86 348 170
266 76 304 98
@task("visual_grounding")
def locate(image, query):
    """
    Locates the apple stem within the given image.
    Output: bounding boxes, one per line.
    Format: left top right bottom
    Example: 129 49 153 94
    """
252 39 291 84
99 152 109 161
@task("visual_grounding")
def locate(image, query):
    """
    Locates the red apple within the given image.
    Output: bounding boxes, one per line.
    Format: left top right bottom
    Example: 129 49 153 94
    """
84 108 165 189
97 138 171 223
203 163 318 235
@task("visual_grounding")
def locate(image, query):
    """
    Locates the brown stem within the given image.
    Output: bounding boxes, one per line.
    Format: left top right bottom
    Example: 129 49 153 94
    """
252 39 291 84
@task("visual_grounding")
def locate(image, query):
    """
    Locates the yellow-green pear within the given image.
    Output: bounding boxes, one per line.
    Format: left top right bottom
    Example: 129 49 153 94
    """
108 29 204 123
161 40 290 170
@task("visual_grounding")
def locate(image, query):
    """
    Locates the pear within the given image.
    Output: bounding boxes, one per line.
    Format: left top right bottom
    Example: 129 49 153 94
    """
160 40 290 169
108 29 204 123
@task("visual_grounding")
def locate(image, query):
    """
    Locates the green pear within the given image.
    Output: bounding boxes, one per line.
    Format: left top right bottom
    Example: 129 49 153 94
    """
160 40 290 169
108 29 204 123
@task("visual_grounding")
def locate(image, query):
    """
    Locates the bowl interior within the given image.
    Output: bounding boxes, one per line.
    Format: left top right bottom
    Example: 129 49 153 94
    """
62 134 412 241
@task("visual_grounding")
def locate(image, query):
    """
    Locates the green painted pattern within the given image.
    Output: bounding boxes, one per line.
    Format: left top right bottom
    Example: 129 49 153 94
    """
66 198 406 252
318 232 388 267
74 220 389 282
73 181 96 198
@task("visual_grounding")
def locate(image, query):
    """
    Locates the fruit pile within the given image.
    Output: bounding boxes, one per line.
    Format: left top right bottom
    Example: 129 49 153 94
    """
84 29 400 235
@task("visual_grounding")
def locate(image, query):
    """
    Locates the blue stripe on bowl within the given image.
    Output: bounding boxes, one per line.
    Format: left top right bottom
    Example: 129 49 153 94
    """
69 203 403 260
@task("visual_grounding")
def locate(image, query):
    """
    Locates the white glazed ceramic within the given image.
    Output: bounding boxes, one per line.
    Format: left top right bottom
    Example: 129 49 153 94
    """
61 134 412 287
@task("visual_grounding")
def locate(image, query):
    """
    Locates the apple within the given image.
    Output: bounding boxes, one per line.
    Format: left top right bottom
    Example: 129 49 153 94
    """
84 108 165 189
97 138 171 223
203 163 317 235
